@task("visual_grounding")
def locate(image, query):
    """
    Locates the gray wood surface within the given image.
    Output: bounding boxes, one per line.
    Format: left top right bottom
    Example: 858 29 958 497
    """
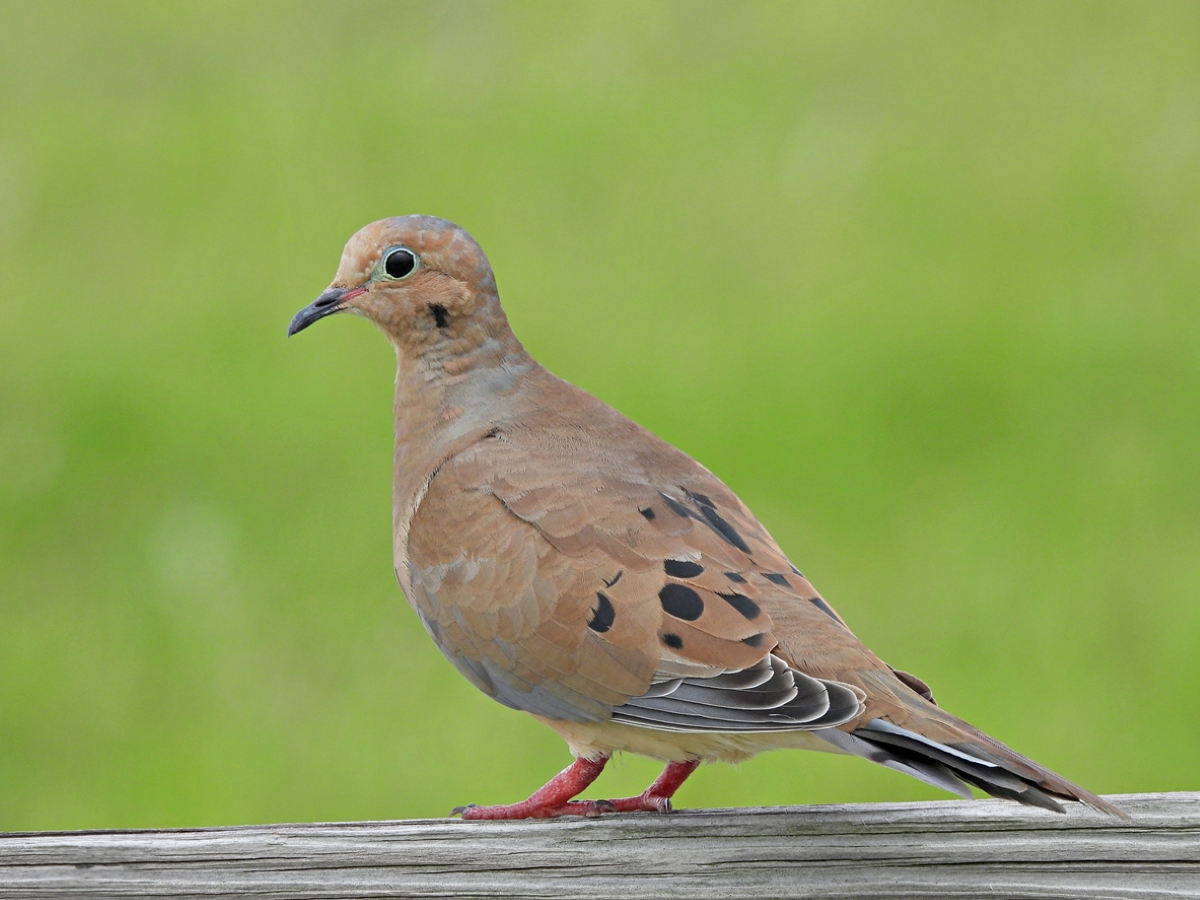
1 792 1196 899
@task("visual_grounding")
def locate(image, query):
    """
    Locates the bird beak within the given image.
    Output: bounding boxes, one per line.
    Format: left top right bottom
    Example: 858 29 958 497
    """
287 286 367 337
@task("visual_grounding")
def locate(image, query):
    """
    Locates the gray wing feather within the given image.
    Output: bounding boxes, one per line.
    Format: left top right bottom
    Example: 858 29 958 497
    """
611 654 863 733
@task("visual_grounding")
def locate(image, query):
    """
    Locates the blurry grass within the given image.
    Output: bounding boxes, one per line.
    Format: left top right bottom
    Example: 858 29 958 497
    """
0 0 1197 828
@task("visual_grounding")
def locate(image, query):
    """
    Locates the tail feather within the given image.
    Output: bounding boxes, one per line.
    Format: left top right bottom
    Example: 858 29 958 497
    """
817 726 973 799
818 715 1128 819
860 719 1035 793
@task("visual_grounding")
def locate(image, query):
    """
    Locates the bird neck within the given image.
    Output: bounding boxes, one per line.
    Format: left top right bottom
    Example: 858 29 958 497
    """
388 307 537 583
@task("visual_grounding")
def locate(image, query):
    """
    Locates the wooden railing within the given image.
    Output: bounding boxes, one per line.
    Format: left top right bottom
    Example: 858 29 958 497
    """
1 792 1196 898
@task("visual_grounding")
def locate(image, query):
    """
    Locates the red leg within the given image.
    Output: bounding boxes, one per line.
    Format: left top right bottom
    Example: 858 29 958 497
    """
453 756 702 820
601 759 701 813
453 755 612 820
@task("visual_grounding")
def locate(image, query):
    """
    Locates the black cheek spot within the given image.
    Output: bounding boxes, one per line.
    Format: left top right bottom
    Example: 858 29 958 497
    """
741 633 766 648
429 303 449 328
659 584 705 621
664 559 704 579
724 572 747 583
639 506 656 520
661 633 683 649
720 592 762 620
659 493 693 519
763 572 790 588
588 592 616 633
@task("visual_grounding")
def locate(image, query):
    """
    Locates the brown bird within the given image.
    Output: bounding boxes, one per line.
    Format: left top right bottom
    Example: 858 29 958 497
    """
288 215 1123 820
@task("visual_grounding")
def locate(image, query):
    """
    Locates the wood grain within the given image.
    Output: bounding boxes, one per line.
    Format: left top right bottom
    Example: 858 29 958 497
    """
1 792 1196 899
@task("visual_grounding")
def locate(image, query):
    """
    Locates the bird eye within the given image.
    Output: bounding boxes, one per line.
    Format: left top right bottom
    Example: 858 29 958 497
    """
383 247 417 279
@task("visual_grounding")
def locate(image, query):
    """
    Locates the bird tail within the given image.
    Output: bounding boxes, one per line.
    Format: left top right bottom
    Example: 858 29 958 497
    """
816 681 1127 818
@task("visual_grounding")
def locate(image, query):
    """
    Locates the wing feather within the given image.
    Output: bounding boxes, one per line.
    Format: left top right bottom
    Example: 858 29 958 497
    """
407 425 868 733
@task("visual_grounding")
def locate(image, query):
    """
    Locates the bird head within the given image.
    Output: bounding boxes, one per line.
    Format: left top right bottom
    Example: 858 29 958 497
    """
288 216 500 348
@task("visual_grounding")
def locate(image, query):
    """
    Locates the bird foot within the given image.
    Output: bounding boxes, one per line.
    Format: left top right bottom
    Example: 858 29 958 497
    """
452 798 619 820
596 791 675 813
450 757 699 820
452 792 671 820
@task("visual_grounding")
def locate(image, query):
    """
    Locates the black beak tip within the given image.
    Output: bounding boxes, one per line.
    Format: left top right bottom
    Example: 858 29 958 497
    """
288 287 347 338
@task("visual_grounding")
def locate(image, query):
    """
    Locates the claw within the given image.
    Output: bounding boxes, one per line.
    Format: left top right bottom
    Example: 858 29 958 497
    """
579 799 617 817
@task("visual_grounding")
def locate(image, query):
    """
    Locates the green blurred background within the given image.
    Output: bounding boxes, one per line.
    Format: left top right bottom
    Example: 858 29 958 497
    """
1 1 1197 831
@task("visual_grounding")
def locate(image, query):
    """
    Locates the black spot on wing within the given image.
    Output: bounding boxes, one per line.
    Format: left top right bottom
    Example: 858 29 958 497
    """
659 584 705 621
720 592 762 620
763 572 791 587
661 633 683 649
639 506 656 520
696 504 752 554
603 570 623 588
659 493 692 519
809 596 845 625
588 592 615 633
724 572 746 583
789 563 804 577
664 559 704 579
741 633 766 648
684 490 716 509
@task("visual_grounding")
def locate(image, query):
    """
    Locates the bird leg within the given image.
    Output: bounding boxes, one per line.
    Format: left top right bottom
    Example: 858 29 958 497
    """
453 756 701 820
599 759 701 813
453 755 612 820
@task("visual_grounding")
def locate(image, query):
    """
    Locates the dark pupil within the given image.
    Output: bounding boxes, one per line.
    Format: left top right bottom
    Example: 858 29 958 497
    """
385 249 415 278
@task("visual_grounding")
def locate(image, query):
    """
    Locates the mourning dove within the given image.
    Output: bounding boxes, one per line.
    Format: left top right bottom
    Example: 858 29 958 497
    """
288 216 1123 820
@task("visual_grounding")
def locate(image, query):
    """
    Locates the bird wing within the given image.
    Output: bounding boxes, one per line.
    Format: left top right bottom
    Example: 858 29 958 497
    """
405 415 865 732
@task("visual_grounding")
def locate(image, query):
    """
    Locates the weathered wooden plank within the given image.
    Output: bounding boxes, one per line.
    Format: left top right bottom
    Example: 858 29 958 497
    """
1 792 1196 899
